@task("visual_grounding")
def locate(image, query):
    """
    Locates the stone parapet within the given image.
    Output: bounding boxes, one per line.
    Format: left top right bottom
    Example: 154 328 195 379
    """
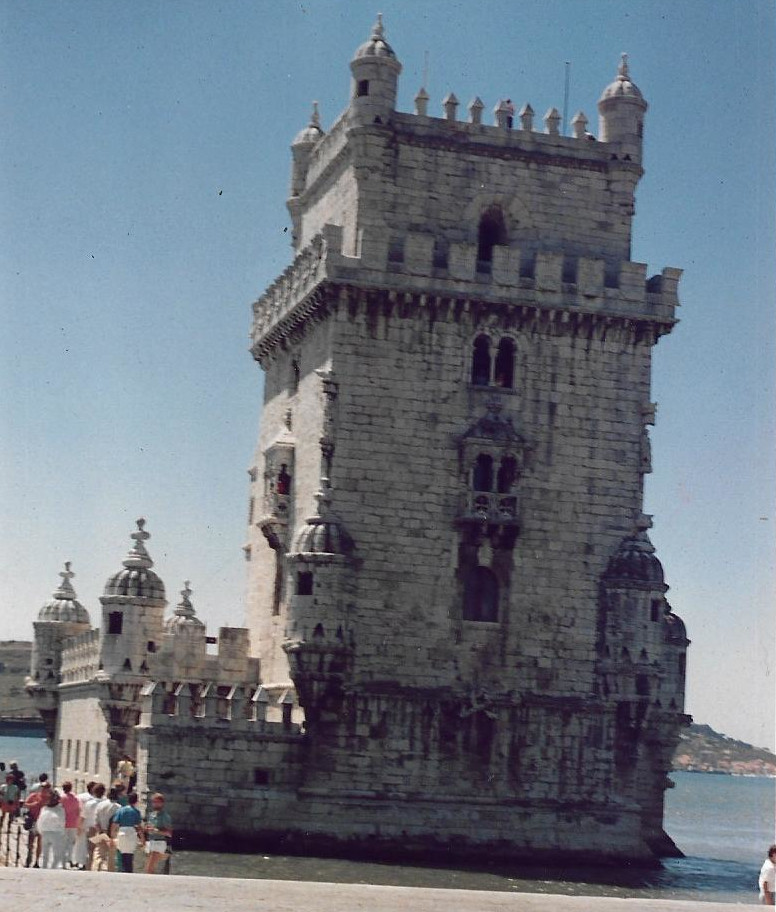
250 229 680 361
60 628 101 684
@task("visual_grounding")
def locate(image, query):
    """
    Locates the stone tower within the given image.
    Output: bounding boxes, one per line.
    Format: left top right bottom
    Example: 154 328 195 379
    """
244 18 689 862
27 563 91 742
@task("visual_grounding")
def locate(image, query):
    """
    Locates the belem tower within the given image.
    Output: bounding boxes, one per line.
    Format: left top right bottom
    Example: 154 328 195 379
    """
26 18 690 864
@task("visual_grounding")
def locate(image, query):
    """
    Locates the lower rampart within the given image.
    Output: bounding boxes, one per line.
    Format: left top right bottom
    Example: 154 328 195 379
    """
134 682 675 866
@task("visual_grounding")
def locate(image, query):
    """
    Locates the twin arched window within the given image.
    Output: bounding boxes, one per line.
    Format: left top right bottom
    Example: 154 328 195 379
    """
472 454 518 493
463 566 499 622
471 335 516 388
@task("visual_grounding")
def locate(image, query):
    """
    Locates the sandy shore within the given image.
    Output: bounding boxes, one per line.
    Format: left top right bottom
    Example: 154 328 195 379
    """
0 867 763 911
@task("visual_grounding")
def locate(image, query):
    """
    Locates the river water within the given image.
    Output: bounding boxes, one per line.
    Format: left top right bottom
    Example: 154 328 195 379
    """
2 734 773 903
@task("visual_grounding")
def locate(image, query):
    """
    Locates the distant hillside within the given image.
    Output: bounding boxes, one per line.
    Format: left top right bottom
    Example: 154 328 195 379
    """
0 641 35 719
673 723 776 776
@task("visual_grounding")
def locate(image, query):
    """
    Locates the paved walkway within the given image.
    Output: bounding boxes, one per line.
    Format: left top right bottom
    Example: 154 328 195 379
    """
0 868 763 911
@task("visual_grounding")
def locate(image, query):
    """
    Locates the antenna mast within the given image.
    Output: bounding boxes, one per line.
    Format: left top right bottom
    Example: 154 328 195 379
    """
562 61 571 136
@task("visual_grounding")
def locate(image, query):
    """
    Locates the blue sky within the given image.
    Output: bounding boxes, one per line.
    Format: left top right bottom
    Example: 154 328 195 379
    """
1 1 774 749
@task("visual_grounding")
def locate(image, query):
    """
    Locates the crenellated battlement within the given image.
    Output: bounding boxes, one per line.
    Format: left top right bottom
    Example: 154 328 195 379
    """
251 225 680 360
139 679 302 732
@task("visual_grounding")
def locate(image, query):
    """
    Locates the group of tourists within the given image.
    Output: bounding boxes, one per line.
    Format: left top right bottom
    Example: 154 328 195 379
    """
0 758 172 874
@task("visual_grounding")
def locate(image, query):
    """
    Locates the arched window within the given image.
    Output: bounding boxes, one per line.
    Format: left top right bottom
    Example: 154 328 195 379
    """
463 566 499 622
494 337 515 388
496 456 518 493
471 335 491 386
276 464 291 495
472 454 493 492
477 206 507 269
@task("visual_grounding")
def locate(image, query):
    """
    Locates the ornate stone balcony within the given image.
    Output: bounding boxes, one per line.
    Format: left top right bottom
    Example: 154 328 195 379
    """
458 491 520 526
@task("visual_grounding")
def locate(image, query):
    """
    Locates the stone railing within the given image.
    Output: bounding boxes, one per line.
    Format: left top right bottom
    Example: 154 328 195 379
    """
459 491 520 525
60 628 101 684
251 229 335 348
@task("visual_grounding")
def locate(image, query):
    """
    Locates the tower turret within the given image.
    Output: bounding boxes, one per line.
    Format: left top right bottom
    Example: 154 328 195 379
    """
288 102 324 248
348 14 402 126
598 53 648 163
26 563 91 742
98 519 166 678
162 580 207 676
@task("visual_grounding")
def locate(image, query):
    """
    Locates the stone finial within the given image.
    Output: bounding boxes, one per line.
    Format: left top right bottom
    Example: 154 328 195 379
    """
310 100 321 129
123 518 153 570
314 485 333 516
443 92 459 122
174 580 196 618
544 107 561 135
571 111 588 139
468 97 484 125
414 86 430 116
618 52 629 80
519 103 534 131
494 99 512 129
54 562 77 599
372 12 384 40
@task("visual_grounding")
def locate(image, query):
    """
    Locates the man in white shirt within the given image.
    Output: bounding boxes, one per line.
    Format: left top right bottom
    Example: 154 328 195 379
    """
81 782 103 871
93 786 120 872
72 781 97 869
759 845 776 905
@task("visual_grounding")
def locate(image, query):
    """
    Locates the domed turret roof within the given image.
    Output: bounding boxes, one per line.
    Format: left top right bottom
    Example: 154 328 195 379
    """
164 581 206 638
293 489 355 557
293 101 324 147
352 14 397 61
38 562 90 624
599 54 645 103
103 519 166 600
603 527 665 588
664 606 688 645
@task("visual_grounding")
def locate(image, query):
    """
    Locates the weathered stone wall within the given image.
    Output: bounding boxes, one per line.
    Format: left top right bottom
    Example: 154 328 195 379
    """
322 297 650 690
55 690 110 789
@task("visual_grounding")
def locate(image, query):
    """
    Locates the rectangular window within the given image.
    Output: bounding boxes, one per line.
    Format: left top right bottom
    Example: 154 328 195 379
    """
253 768 270 786
94 743 101 774
83 742 90 773
58 739 64 767
356 79 369 97
296 572 313 596
108 612 123 634
74 740 81 770
66 739 72 769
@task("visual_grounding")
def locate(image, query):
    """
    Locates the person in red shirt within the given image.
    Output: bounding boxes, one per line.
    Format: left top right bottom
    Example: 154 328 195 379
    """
59 781 81 869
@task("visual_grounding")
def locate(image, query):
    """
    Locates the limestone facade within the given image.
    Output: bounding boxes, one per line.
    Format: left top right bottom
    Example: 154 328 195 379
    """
26 19 689 865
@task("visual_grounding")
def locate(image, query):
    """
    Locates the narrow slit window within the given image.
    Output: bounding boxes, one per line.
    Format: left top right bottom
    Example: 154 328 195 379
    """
494 338 515 388
471 335 491 386
497 456 518 494
472 454 494 492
